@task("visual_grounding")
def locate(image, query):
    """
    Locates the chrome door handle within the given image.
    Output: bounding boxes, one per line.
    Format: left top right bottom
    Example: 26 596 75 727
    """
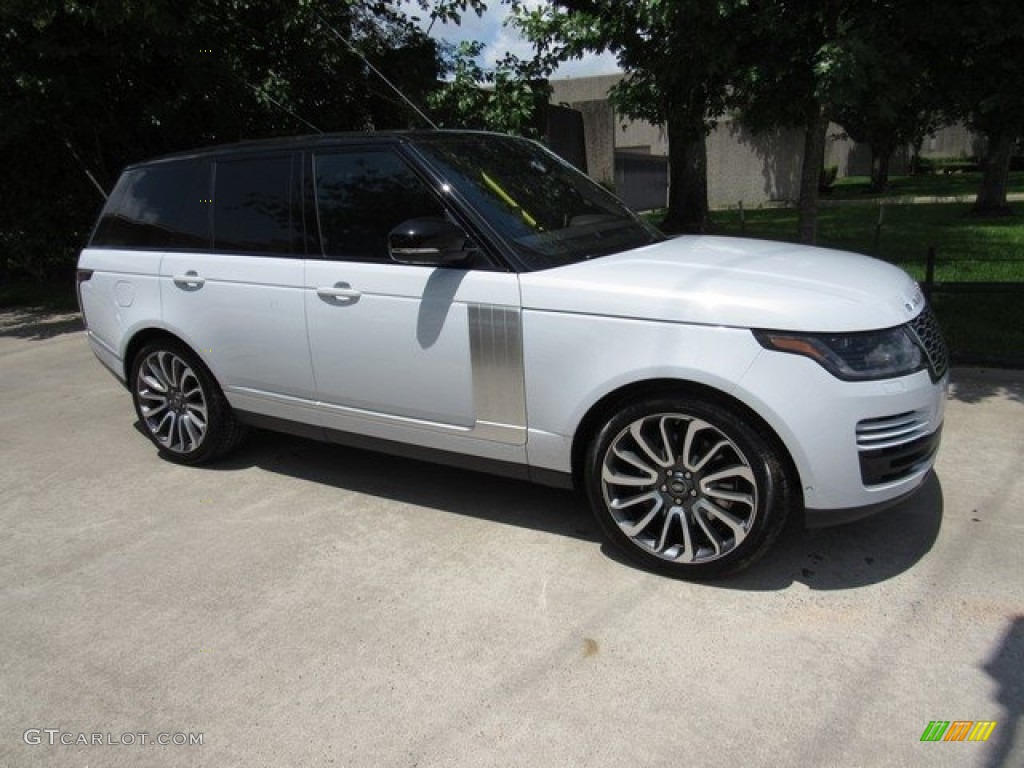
172 270 205 290
316 283 362 302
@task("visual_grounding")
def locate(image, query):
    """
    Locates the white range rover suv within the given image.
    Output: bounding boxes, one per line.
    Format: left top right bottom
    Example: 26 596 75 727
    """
77 131 948 578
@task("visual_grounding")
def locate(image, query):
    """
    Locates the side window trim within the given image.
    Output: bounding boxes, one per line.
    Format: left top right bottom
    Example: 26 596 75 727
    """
201 159 214 251
308 148 327 260
297 151 314 257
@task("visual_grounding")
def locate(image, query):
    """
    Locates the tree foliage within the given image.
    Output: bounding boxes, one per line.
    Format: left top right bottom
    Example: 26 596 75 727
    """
428 40 552 136
830 38 939 194
516 0 1024 239
727 0 1023 226
514 0 742 234
5 0 1024 282
0 0 476 281
730 0 862 243
782 0 939 193
912 0 1024 214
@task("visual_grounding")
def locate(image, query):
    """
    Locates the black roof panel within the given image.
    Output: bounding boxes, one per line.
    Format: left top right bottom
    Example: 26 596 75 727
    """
130 130 514 169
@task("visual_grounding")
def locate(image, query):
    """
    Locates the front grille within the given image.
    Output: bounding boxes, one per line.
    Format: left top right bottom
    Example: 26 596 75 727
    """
908 305 949 381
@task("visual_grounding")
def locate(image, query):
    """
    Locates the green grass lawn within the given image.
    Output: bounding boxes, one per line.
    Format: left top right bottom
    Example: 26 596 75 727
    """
829 171 1024 200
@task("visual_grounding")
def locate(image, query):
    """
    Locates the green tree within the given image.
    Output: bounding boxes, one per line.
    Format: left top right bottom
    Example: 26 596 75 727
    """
0 0 469 283
516 0 741 234
736 0 1024 231
915 0 1024 215
428 40 553 136
732 0 857 244
829 9 941 193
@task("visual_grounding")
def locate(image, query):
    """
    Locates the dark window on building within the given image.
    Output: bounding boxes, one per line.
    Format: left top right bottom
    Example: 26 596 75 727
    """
315 150 444 262
91 162 210 249
213 155 298 256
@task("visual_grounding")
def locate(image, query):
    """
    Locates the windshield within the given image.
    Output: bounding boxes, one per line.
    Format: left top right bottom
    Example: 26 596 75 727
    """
414 134 663 271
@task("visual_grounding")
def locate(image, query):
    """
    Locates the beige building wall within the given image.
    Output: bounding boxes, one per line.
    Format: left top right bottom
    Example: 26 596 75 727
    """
922 124 980 158
550 74 622 104
550 74 804 206
825 130 857 177
708 118 804 206
825 122 979 178
549 74 982 206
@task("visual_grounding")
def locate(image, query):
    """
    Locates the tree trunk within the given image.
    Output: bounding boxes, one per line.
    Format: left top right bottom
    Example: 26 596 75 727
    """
910 137 924 176
973 131 1014 216
797 109 828 244
869 143 892 192
661 114 710 234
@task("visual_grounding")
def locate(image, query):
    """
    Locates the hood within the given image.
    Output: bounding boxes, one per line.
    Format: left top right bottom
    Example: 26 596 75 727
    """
518 235 925 332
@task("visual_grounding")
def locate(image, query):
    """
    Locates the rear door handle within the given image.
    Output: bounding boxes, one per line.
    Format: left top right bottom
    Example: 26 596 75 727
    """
316 282 362 303
172 270 206 290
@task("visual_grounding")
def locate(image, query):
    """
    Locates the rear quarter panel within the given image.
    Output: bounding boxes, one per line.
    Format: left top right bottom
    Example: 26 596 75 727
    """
77 248 164 379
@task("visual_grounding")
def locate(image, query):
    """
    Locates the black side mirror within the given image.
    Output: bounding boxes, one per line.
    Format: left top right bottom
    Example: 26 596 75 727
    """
388 217 475 266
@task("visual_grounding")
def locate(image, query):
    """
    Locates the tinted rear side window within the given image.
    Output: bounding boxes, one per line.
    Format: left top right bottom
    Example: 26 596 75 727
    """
91 162 210 249
213 155 299 256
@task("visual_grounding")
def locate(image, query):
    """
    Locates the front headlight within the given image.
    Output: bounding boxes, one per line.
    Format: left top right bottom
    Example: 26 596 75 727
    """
753 326 925 381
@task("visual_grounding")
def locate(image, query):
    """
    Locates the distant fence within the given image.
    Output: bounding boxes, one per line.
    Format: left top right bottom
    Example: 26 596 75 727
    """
921 247 1024 299
614 153 668 211
913 247 1024 366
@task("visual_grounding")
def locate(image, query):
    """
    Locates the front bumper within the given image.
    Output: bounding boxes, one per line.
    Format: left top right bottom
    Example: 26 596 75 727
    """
735 352 948 515
804 470 934 528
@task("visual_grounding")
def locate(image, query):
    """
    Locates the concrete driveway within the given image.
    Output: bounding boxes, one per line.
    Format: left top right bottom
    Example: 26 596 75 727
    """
1 309 1021 768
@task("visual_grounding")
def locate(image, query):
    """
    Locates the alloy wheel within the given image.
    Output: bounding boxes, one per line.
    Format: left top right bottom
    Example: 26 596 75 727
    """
600 413 759 564
135 350 209 454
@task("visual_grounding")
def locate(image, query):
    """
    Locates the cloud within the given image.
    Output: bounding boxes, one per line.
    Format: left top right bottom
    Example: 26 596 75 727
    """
405 0 621 79
547 51 621 79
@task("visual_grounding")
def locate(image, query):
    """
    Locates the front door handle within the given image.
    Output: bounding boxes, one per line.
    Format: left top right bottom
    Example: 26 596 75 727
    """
172 270 205 290
316 282 362 303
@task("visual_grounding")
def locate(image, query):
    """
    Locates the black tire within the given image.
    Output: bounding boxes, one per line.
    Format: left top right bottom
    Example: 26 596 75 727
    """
130 339 246 465
584 394 794 579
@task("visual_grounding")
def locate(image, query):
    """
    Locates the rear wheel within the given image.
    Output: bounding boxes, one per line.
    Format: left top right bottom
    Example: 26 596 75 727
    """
584 394 794 579
130 339 245 464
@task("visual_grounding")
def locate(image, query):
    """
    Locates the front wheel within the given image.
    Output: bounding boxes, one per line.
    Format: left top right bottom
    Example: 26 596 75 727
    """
130 339 245 465
584 395 794 579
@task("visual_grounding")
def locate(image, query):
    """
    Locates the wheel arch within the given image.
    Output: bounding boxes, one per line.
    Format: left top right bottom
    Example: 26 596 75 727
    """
569 377 803 507
123 326 246 464
123 327 204 384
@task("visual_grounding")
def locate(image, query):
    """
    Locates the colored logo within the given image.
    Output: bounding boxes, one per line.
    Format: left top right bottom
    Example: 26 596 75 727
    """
920 721 997 742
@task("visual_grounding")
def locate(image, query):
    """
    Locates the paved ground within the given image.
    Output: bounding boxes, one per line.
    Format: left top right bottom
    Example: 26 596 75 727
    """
1 310 1021 768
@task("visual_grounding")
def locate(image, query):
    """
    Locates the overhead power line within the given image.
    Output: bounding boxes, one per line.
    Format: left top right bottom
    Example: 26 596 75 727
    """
315 11 438 130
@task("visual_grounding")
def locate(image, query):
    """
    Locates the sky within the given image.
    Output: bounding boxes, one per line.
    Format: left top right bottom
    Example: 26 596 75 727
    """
403 1 621 80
